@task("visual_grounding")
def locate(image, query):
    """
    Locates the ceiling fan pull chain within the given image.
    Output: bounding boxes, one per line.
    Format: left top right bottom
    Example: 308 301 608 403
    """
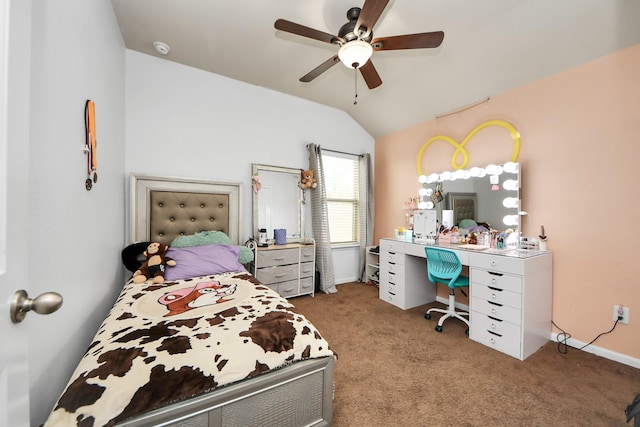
354 68 358 105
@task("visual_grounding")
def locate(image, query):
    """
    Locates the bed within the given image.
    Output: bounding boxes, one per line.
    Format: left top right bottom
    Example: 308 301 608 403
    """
43 175 336 427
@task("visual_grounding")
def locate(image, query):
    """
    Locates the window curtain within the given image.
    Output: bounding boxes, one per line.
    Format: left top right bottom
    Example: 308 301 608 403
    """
359 153 374 282
307 144 337 294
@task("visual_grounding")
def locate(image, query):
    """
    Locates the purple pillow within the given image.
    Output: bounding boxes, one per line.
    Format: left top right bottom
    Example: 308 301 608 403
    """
164 244 246 281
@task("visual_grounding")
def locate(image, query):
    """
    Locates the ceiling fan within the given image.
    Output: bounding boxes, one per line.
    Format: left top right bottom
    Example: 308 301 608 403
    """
274 0 444 89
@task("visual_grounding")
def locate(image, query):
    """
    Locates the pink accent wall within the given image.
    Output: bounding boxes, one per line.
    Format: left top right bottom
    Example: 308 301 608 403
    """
375 44 640 361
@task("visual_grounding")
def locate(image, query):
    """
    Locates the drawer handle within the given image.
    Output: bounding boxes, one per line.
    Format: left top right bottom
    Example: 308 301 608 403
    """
488 286 502 292
491 308 497 314
491 323 497 329
389 272 395 276
274 256 286 260
389 291 396 296
389 281 396 286
491 261 496 266
488 271 504 277
488 330 502 337
275 273 287 278
491 278 497 284
491 293 497 300
389 261 396 265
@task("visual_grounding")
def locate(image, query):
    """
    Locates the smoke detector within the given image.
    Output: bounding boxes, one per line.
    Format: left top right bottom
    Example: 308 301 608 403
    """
153 41 171 55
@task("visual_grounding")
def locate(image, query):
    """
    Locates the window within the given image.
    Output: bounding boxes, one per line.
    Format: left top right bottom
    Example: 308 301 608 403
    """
322 152 360 245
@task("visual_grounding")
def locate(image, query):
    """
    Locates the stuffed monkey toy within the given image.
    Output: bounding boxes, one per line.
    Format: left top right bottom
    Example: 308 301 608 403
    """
133 242 176 284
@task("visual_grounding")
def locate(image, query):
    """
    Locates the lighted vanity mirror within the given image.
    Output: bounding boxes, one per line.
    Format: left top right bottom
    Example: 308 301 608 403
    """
252 164 304 243
418 162 520 232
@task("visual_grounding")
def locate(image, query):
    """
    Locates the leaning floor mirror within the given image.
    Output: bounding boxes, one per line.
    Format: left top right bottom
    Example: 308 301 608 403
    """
252 164 304 243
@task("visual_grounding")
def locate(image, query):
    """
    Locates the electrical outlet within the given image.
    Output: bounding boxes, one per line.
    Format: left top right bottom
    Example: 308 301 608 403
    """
613 305 630 324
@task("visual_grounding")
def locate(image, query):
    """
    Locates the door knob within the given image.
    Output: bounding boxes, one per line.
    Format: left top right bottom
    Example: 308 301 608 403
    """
10 290 63 324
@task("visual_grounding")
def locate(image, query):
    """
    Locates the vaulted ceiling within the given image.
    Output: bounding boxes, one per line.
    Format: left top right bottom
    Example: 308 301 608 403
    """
111 0 640 138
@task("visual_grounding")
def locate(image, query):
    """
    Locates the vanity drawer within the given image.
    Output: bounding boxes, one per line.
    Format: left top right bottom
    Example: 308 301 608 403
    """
300 245 315 262
381 269 405 286
471 269 522 293
381 250 404 266
472 283 522 310
380 283 404 307
382 261 404 275
470 313 521 359
469 252 524 275
255 264 298 285
257 248 299 267
470 296 521 325
300 261 314 278
277 279 300 297
380 239 406 253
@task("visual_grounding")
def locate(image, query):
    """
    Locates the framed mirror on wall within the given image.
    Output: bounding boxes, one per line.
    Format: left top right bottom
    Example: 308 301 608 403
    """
418 162 520 233
252 164 304 243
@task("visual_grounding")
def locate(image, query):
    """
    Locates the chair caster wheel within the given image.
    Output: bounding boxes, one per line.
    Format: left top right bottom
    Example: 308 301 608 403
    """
425 313 431 320
435 325 443 333
465 329 469 336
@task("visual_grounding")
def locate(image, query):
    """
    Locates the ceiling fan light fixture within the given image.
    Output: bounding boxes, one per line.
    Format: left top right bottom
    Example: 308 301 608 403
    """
338 40 373 69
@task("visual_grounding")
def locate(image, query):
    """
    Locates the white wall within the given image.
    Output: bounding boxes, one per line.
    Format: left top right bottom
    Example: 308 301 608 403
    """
27 1 125 425
125 50 375 282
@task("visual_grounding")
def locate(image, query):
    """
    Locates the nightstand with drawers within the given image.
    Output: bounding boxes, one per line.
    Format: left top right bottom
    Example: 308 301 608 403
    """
253 242 315 298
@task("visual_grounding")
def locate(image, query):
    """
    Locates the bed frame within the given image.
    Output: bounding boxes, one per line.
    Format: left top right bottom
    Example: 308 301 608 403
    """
124 174 334 427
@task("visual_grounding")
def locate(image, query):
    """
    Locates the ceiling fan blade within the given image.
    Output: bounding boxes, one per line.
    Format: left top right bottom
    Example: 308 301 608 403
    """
275 19 341 45
372 31 444 51
359 60 382 89
300 55 341 82
355 0 390 37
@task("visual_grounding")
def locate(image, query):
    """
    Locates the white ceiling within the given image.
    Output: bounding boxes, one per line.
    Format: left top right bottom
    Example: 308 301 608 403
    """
110 0 640 138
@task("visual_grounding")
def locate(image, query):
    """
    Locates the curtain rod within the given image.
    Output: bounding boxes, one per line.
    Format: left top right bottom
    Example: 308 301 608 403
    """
307 144 363 158
435 97 490 120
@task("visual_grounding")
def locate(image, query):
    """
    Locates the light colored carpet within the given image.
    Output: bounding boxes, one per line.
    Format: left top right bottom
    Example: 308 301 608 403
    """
292 282 639 427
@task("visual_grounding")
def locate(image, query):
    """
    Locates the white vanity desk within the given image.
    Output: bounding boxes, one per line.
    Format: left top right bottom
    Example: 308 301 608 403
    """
379 238 552 361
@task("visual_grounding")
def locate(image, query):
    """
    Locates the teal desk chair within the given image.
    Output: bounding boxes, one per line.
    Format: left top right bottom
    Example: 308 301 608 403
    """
424 247 470 335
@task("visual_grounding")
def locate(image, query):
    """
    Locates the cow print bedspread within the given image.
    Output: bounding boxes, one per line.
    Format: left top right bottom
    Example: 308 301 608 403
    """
43 272 335 427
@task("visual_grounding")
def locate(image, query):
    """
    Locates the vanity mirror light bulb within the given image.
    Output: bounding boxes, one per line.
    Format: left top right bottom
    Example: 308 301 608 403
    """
425 188 433 197
427 173 439 183
503 162 518 174
469 167 481 177
418 187 428 196
440 171 452 181
503 215 518 226
418 201 429 209
418 175 427 183
503 197 518 208
503 179 518 191
477 168 488 177
486 164 499 175
425 201 434 209
454 169 466 179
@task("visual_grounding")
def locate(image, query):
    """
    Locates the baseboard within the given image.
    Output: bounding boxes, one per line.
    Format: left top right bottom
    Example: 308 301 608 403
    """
433 296 640 369
550 332 640 369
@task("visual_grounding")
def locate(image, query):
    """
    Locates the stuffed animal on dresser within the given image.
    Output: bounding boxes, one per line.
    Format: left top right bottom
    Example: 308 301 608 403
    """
300 169 317 189
133 242 176 284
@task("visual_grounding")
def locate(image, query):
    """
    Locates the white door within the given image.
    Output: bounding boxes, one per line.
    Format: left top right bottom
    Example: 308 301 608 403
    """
0 0 32 426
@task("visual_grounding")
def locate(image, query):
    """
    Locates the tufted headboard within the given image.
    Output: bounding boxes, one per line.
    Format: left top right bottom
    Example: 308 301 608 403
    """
445 192 477 227
130 175 242 246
